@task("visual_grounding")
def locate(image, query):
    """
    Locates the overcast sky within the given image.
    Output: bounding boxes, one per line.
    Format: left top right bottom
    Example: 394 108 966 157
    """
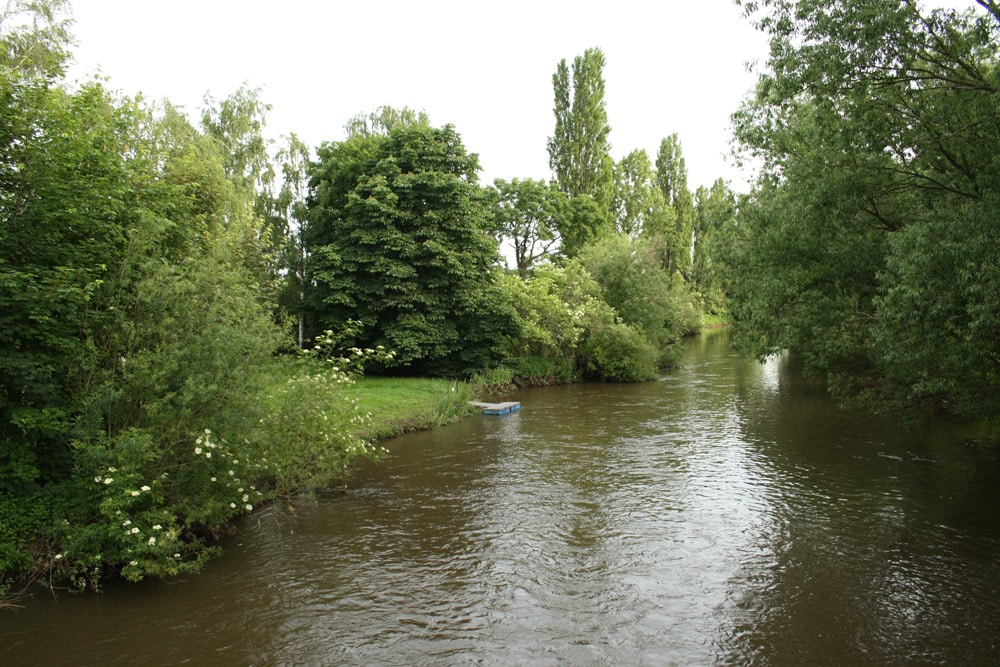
66 1 773 191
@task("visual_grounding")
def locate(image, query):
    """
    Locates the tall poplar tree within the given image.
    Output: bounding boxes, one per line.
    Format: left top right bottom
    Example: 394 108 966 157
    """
547 47 614 214
655 134 695 276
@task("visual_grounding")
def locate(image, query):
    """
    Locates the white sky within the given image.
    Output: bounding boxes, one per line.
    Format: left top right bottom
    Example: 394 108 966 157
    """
66 1 771 192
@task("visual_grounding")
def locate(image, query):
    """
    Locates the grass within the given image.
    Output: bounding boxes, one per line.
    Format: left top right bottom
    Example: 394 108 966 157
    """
700 312 729 329
348 376 478 442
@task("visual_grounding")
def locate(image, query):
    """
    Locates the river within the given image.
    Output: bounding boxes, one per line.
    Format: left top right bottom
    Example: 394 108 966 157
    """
3 331 1000 665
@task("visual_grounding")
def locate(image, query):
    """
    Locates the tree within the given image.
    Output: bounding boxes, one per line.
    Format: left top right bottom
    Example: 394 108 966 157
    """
0 0 72 76
654 134 695 276
560 193 612 258
612 148 666 237
306 123 516 375
0 76 142 493
490 178 564 278
199 85 284 307
269 133 312 348
691 178 736 313
547 47 614 213
343 105 430 138
200 85 273 198
579 234 698 368
729 0 1000 419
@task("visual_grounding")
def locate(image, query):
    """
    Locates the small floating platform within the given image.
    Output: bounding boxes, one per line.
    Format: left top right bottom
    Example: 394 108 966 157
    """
471 401 521 415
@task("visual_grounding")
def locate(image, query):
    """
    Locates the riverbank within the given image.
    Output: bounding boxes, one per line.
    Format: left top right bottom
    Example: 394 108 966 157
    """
349 377 480 442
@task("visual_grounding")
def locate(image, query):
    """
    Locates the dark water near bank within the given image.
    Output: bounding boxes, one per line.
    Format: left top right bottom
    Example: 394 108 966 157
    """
4 331 1000 665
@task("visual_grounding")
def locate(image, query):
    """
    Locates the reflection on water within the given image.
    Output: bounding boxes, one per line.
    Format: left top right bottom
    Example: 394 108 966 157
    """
4 330 1000 665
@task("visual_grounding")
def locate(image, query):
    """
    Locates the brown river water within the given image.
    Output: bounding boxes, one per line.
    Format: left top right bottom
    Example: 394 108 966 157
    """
3 330 1000 665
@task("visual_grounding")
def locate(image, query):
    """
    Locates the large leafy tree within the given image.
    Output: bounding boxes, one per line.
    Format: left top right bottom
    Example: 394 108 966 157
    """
490 178 565 278
489 177 609 277
306 124 515 375
0 0 153 492
729 0 1000 419
547 47 615 213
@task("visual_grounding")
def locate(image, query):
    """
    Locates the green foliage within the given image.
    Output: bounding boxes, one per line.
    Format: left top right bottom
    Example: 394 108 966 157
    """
490 177 564 277
0 0 72 76
511 355 576 386
729 0 1000 419
269 132 312 347
248 358 384 500
560 193 612 258
580 319 660 383
343 105 430 138
0 74 140 491
306 123 516 376
872 188 1000 419
498 264 594 361
612 148 667 237
0 489 55 597
468 366 516 395
579 234 698 367
0 49 393 590
498 257 674 382
652 134 695 276
691 179 737 314
547 47 615 213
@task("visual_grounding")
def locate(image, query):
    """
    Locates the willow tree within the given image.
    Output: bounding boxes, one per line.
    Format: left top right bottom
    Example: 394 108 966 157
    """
729 0 1000 420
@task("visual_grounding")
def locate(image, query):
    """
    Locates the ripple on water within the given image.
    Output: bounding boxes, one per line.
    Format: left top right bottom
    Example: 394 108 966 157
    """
4 334 1000 666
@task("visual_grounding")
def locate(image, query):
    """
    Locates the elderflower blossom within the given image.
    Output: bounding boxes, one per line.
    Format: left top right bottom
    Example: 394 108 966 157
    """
152 524 162 531
195 446 202 455
103 477 114 485
141 485 151 492
245 504 253 511
148 536 156 546
130 490 140 497
131 527 140 534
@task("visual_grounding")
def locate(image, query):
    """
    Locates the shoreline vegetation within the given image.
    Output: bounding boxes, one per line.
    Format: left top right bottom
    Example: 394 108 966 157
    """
3 3 733 602
9 0 999 611
3 338 708 610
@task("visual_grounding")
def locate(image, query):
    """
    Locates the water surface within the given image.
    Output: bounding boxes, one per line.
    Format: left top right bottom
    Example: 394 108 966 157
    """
4 331 1000 665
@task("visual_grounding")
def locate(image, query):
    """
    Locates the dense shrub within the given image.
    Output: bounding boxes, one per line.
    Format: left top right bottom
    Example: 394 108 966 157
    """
579 233 699 367
579 319 661 382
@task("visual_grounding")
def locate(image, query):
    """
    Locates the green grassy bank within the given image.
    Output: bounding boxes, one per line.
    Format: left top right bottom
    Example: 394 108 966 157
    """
350 377 481 442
